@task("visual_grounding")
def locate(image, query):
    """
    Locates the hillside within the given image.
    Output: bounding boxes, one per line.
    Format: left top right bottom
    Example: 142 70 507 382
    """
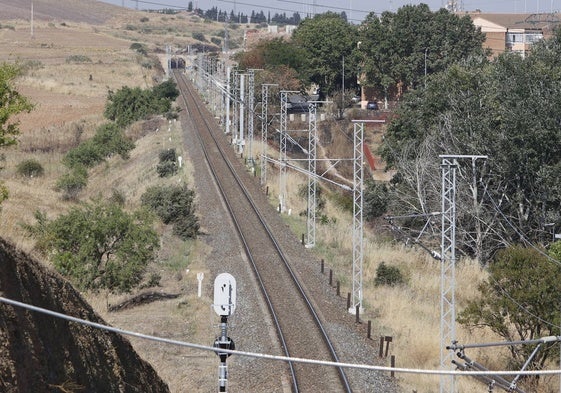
0 1 217 391
0 0 124 24
0 237 170 392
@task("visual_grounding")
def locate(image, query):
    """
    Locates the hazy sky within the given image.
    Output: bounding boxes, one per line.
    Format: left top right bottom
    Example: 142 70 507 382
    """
100 0 561 22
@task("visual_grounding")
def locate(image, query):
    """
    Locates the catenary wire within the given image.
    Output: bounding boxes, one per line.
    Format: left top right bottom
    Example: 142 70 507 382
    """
2 295 561 377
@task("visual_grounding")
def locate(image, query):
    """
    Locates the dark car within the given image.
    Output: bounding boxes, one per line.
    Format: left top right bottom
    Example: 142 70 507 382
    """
366 101 379 110
287 94 311 113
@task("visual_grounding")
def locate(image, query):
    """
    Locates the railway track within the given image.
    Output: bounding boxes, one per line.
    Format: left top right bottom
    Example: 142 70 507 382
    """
173 70 352 393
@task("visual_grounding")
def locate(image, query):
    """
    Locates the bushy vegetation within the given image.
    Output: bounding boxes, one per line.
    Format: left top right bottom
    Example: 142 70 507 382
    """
381 29 561 263
55 165 88 201
141 184 199 240
57 123 134 199
16 159 44 178
62 123 134 169
156 148 178 177
363 180 389 220
458 245 561 383
65 55 92 63
104 80 179 127
374 262 404 286
25 201 160 293
192 32 206 41
130 42 148 55
0 63 33 147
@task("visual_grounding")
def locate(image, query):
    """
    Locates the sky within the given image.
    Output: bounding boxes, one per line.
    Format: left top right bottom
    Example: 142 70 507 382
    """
100 0 561 22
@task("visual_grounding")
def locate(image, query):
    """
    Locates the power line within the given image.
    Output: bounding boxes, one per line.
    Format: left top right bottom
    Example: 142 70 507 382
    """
131 0 189 9
277 0 374 14
2 295 561 378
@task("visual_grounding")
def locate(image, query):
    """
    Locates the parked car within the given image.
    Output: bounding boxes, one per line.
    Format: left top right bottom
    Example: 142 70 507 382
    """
366 101 379 110
287 94 311 113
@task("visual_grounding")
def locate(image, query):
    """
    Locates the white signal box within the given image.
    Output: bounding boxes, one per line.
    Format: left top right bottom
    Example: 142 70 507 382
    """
213 273 237 316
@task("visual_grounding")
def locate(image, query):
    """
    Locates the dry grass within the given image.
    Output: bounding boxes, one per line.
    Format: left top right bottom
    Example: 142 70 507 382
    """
0 9 555 392
257 134 538 392
0 16 214 392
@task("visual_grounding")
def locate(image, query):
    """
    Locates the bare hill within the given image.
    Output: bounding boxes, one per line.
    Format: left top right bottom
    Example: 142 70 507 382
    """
0 237 170 392
0 0 124 24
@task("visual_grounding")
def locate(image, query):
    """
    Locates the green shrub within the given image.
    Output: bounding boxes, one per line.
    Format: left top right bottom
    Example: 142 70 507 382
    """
55 166 88 200
29 201 159 293
141 184 199 240
172 214 199 239
140 16 149 22
16 159 44 178
159 148 177 163
65 54 92 63
364 180 389 220
91 123 135 160
192 32 206 41
374 262 404 287
211 37 222 46
63 140 103 168
104 81 178 127
157 148 178 177
157 160 177 177
130 42 148 55
63 123 134 169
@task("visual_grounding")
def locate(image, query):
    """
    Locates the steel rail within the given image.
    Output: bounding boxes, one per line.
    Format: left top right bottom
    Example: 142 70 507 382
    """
174 70 352 393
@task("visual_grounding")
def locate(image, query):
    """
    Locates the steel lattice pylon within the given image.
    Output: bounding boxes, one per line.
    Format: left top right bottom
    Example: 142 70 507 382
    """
440 156 458 393
306 103 317 248
225 66 231 135
247 70 255 163
350 121 365 312
260 84 270 185
233 70 240 149
260 84 278 186
439 154 487 393
279 91 288 212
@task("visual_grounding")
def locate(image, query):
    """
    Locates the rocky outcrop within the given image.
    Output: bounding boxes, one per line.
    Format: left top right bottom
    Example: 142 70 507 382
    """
0 237 170 393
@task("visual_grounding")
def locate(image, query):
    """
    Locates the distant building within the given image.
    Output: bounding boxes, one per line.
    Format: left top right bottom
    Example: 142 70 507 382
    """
469 12 560 57
244 25 298 47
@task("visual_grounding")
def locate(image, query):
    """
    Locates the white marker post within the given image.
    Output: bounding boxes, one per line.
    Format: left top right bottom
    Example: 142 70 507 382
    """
197 272 204 298
213 273 236 393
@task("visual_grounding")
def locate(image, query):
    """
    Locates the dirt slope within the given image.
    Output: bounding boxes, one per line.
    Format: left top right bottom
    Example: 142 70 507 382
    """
0 0 124 24
0 237 170 393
